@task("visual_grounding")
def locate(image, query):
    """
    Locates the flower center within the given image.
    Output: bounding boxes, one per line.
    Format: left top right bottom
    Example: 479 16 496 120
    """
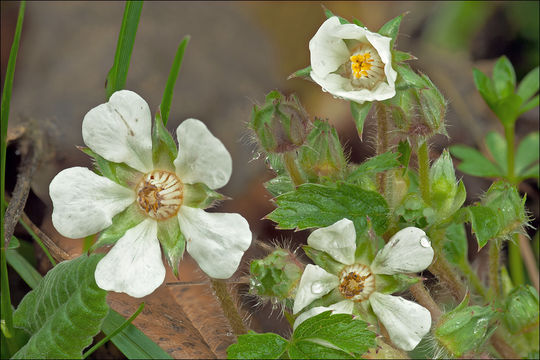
350 53 373 79
338 264 375 301
136 170 183 220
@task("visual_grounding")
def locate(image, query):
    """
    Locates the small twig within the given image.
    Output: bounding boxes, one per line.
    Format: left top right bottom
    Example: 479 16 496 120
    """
519 233 539 292
3 127 42 248
20 211 71 262
210 278 247 335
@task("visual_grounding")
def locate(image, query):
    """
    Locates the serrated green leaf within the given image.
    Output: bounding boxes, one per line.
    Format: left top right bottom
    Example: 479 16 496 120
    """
227 331 288 359
443 222 468 264
468 205 499 248
378 14 402 48
484 131 507 174
91 202 145 251
264 175 295 198
105 1 143 99
267 183 388 235
493 56 516 99
520 94 539 114
288 65 312 80
473 68 497 107
160 36 189 126
158 217 185 277
350 101 371 139
449 145 503 178
290 311 376 358
102 310 173 359
12 254 109 359
516 132 539 176
347 151 400 183
516 66 539 102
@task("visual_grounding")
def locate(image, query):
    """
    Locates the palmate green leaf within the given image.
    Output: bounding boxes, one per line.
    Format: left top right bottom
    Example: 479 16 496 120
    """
227 331 288 359
105 1 143 99
449 145 503 178
267 182 388 235
516 132 539 177
12 254 109 359
350 101 372 139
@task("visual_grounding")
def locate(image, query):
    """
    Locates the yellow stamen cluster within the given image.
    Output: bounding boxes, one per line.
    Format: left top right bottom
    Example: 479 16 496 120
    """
350 53 373 79
338 264 375 301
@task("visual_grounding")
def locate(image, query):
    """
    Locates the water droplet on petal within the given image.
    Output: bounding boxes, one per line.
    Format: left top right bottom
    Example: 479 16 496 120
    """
420 236 431 248
311 281 324 294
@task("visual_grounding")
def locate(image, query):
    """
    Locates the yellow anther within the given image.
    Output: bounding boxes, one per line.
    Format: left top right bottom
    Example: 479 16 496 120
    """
350 53 373 79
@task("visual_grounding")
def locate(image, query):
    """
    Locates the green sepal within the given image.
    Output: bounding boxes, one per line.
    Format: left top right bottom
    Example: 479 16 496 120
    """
158 216 185 277
397 139 412 171
503 285 539 334
467 205 499 249
392 49 416 63
79 147 142 187
90 202 145 252
264 175 295 198
323 7 350 24
350 101 372 140
375 273 419 295
151 111 177 171
302 246 344 275
378 13 403 48
481 181 527 238
183 182 226 208
288 65 312 80
395 64 425 90
429 151 466 222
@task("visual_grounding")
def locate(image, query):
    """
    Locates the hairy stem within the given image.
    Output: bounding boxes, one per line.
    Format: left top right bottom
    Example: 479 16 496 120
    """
429 256 467 301
375 102 389 194
458 260 488 299
409 282 442 323
509 235 525 286
417 139 431 205
210 278 247 335
519 233 539 291
283 151 304 187
488 240 501 298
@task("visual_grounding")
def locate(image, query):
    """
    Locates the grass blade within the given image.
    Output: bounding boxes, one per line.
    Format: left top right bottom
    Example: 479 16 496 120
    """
105 1 143 99
6 248 41 290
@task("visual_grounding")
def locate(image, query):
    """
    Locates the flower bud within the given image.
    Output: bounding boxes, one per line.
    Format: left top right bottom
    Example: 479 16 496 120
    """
434 295 497 357
429 150 466 220
297 119 347 181
250 91 311 153
504 285 539 334
482 181 527 239
249 248 303 300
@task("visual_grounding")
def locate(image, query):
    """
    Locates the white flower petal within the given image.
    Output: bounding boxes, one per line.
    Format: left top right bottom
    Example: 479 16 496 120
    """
94 219 165 298
293 300 354 329
82 90 153 173
371 227 434 275
309 17 351 77
178 206 251 279
369 292 432 351
50 167 135 238
307 218 356 265
293 264 339 314
174 119 232 190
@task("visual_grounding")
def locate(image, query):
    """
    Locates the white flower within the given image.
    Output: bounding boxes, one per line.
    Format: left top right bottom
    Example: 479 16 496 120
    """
309 16 397 104
49 90 252 298
293 219 433 351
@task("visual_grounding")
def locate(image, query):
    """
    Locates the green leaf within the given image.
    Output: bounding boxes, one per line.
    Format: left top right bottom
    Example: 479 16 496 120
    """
157 217 185 277
516 66 539 102
352 18 365 27
350 101 371 139
288 65 312 80
267 183 389 235
520 94 539 114
12 254 109 359
347 151 400 183
468 205 499 248
378 14 403 48
397 139 412 170
289 311 376 358
472 68 497 107
491 94 522 127
227 331 288 359
323 7 349 24
396 64 425 89
101 310 172 359
91 203 146 252
449 145 503 178
392 50 416 63
264 175 295 198
159 36 190 126
443 222 468 264
520 163 539 180
105 1 143 99
484 131 507 174
516 132 539 176
6 249 41 289
492 56 516 99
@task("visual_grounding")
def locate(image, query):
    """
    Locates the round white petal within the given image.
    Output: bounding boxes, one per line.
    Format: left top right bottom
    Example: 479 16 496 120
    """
307 218 356 265
293 300 354 329
369 292 432 351
174 119 232 190
94 219 165 298
293 264 339 314
50 167 135 238
309 17 351 77
178 206 251 279
371 227 434 275
82 90 153 173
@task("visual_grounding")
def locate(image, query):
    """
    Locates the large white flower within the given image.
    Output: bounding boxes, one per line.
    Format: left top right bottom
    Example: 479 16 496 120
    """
49 90 252 298
309 16 397 104
293 219 433 351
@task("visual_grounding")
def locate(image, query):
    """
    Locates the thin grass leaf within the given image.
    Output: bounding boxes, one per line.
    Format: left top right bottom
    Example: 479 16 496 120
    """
160 36 190 126
105 1 143 99
6 249 41 290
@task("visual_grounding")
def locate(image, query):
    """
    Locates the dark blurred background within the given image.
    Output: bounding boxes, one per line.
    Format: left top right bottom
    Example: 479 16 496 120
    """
1 1 538 356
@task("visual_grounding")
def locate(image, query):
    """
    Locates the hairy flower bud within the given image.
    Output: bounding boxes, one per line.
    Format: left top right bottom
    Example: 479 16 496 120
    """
434 295 497 357
504 285 539 334
250 91 311 153
429 150 466 220
482 181 528 239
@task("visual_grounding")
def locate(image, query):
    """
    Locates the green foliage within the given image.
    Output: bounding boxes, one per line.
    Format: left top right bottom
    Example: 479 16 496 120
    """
80 147 142 187
227 311 376 359
350 101 372 139
378 14 403 48
450 144 503 178
264 175 295 198
152 113 178 171
183 182 225 208
516 132 540 180
105 1 143 99
6 248 42 290
347 151 401 185
429 151 466 220
376 273 419 295
267 182 388 235
250 249 302 299
12 255 109 359
443 222 468 265
91 203 146 251
467 205 500 249
288 65 312 80
504 285 539 334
